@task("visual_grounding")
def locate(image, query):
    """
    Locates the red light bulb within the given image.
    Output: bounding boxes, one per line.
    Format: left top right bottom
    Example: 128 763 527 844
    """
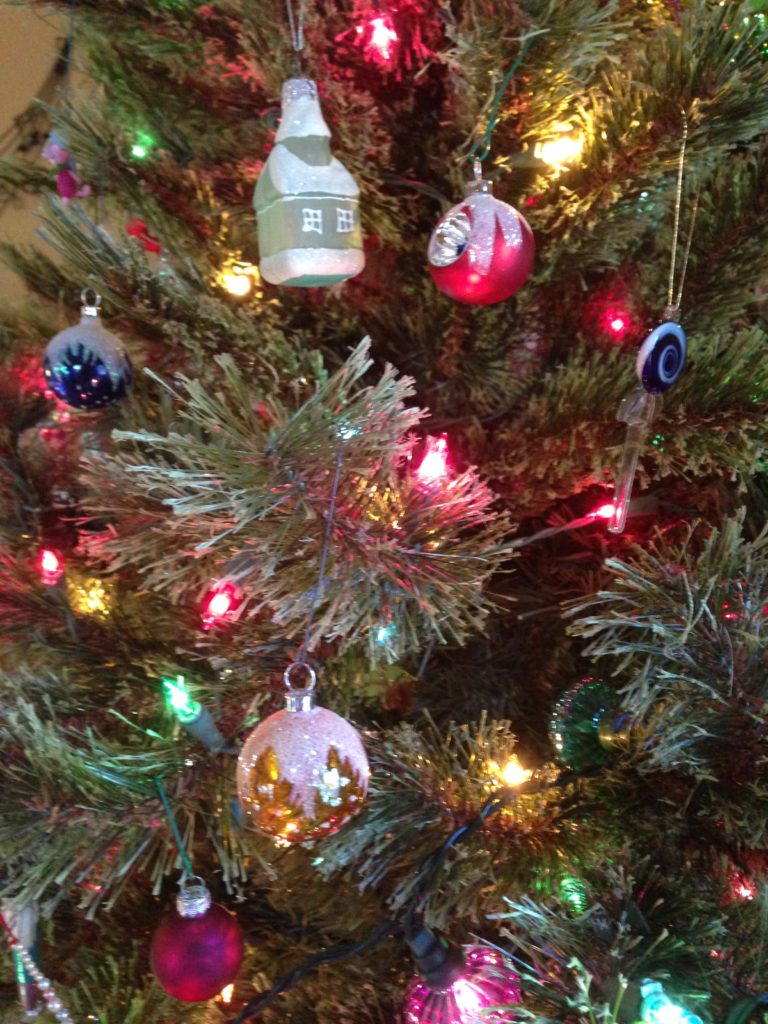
369 14 398 59
729 872 757 901
39 548 63 586
208 591 232 617
416 434 449 485
404 946 521 1024
721 601 740 622
202 583 238 628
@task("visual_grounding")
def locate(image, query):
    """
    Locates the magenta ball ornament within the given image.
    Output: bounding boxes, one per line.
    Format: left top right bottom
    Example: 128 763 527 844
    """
150 881 244 1002
404 945 522 1024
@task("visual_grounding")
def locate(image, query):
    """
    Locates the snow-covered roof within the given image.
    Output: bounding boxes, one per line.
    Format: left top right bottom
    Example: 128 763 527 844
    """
265 144 360 198
275 82 330 142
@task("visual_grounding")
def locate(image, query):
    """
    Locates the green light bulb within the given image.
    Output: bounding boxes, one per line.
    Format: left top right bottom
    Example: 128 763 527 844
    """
560 874 588 912
13 951 27 986
162 675 201 724
131 132 155 160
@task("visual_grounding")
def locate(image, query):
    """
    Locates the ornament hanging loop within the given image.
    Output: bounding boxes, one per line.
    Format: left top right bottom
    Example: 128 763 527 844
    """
283 662 317 711
80 287 101 314
285 0 305 70
663 302 680 322
178 872 206 889
467 158 492 196
665 109 699 319
284 662 317 693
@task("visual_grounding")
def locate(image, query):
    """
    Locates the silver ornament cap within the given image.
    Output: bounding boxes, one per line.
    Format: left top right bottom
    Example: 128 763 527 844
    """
465 157 493 195
176 877 212 918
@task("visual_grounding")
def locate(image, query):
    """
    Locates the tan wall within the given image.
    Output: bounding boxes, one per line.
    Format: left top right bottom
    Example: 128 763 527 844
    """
0 7 65 302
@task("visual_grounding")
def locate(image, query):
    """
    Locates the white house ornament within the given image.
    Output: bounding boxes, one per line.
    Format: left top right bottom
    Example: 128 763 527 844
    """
236 665 369 843
254 78 364 287
428 160 535 305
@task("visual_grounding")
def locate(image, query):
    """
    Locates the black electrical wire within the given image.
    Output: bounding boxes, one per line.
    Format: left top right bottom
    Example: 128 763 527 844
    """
229 765 594 1022
229 919 398 1024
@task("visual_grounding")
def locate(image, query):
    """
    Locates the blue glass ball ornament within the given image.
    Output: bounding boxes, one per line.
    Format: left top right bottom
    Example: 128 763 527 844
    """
43 292 132 410
636 321 687 394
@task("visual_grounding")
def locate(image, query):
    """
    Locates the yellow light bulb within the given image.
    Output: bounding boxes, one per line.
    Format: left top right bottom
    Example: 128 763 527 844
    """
217 259 258 298
65 571 115 620
488 756 532 787
83 583 108 614
219 984 234 1004
534 123 585 174
221 271 252 297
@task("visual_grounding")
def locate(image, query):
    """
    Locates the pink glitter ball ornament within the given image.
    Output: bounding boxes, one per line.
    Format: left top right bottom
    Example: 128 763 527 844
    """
237 665 369 844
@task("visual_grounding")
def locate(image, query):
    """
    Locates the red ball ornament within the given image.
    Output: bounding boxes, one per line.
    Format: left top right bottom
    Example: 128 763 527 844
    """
150 879 244 1002
428 161 534 305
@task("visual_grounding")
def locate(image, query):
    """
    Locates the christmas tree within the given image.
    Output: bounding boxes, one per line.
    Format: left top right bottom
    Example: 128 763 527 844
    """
1 0 768 1021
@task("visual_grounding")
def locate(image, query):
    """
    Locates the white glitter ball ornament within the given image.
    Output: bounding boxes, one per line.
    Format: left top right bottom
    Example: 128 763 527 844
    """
43 290 132 410
237 667 369 844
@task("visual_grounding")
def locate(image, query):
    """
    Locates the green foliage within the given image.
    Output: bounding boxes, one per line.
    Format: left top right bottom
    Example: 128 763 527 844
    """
569 515 768 760
568 516 768 848
68 952 183 1024
2 0 768 1020
315 713 579 928
82 339 513 660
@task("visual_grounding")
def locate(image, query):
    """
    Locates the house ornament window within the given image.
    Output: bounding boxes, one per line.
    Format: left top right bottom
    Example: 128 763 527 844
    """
336 208 355 233
302 209 323 234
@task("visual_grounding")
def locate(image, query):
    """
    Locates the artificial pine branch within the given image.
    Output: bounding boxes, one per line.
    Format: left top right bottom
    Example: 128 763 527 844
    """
81 338 513 659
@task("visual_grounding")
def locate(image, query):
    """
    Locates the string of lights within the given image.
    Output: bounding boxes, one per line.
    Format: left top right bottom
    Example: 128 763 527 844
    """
228 767 594 1023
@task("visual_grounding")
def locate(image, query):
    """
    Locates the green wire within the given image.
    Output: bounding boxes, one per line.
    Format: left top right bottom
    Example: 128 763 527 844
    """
469 34 536 163
154 776 195 879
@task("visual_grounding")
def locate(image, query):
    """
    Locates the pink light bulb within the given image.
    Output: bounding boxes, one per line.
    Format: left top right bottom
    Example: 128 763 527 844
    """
599 306 630 341
369 14 398 60
590 502 616 521
404 946 521 1024
416 434 450 485
39 548 64 586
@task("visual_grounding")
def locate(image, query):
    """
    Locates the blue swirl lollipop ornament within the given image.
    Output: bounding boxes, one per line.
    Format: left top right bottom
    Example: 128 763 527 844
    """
608 303 689 534
636 319 687 394
608 386 658 534
608 110 699 534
